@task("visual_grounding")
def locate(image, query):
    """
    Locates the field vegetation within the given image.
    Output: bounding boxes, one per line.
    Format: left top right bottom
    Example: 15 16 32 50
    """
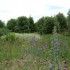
0 9 70 70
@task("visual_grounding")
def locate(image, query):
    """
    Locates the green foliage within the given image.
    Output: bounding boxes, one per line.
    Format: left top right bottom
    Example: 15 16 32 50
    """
67 9 70 17
0 20 5 28
0 33 70 69
5 33 16 41
53 17 60 33
17 16 30 33
3 9 70 34
17 16 29 26
0 28 9 36
44 17 55 34
35 17 46 34
14 26 20 33
21 25 30 33
28 16 36 32
7 19 16 32
56 12 67 32
6 16 36 33
0 20 8 36
67 9 70 35
36 16 60 34
0 8 70 69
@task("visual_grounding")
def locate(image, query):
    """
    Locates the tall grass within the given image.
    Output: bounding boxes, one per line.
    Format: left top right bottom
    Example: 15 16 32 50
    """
0 32 70 69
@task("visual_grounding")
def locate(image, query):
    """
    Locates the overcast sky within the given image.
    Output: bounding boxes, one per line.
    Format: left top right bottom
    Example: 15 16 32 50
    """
0 0 70 23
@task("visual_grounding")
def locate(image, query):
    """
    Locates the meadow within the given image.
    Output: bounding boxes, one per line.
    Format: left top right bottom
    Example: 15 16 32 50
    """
0 32 70 70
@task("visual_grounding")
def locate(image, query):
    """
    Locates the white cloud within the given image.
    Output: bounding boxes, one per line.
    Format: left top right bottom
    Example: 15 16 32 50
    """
0 0 70 23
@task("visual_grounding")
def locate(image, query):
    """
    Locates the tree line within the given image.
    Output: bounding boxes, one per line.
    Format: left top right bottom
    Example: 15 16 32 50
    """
0 9 70 36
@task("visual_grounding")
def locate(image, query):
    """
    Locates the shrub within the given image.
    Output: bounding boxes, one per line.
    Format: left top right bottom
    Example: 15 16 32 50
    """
0 28 9 36
5 33 16 41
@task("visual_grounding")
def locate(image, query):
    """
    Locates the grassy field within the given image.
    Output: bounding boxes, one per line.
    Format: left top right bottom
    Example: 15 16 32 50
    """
0 33 70 70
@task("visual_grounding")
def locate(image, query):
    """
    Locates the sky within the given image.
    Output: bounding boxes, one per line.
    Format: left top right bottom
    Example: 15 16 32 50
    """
0 0 70 23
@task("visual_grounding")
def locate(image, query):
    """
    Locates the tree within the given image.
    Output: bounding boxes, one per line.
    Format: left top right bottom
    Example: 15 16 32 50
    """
23 25 30 33
36 17 56 34
14 26 20 33
67 9 70 35
0 20 5 28
7 19 16 32
28 16 36 32
44 17 55 34
35 17 45 34
0 20 7 36
17 16 30 33
56 13 67 32
67 9 70 17
54 16 60 33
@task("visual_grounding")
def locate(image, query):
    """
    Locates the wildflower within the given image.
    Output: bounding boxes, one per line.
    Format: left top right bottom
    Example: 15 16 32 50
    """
64 60 67 70
49 26 61 69
64 67 67 70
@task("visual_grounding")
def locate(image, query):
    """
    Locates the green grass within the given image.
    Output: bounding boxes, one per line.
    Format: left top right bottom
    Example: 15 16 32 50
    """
0 33 70 70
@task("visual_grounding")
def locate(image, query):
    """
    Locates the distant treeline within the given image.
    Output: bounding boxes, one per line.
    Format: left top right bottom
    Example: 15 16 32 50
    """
0 9 70 36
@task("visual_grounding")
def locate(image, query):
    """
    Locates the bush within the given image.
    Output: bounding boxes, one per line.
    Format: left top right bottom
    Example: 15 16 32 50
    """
5 33 16 41
0 28 9 36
